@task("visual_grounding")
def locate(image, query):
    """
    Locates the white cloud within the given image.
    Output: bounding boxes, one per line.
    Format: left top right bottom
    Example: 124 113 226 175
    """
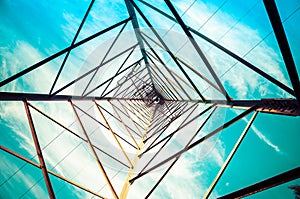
242 117 280 152
160 158 205 199
0 40 115 197
0 41 64 93
173 0 291 99
251 123 280 152
0 1 289 198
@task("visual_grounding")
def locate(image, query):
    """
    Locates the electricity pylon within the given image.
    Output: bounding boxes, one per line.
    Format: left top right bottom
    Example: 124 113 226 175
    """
0 0 299 198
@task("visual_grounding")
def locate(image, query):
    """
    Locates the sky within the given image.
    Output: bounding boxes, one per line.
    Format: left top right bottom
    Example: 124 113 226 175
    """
0 0 300 198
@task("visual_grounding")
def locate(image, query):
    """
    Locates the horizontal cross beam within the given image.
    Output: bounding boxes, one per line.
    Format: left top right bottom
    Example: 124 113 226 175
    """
166 98 300 116
1 92 299 116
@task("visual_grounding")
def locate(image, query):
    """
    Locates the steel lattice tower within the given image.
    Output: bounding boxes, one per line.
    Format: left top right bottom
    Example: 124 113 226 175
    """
0 0 299 198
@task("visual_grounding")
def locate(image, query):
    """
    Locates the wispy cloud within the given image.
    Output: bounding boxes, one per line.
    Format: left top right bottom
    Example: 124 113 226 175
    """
173 0 291 99
242 117 280 152
0 0 289 198
0 40 112 197
251 123 280 153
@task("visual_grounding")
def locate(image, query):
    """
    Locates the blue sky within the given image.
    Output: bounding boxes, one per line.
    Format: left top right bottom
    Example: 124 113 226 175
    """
0 0 300 198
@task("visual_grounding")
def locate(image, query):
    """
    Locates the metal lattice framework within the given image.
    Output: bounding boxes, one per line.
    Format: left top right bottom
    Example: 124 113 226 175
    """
1 0 300 198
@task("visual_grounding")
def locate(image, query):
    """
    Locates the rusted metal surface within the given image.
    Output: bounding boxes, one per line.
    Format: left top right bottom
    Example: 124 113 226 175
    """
24 101 56 199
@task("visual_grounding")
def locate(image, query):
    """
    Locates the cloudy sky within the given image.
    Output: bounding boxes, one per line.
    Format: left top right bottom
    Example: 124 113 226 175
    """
0 0 300 198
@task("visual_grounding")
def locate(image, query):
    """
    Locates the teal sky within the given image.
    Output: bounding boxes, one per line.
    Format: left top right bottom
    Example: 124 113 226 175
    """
0 0 300 198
